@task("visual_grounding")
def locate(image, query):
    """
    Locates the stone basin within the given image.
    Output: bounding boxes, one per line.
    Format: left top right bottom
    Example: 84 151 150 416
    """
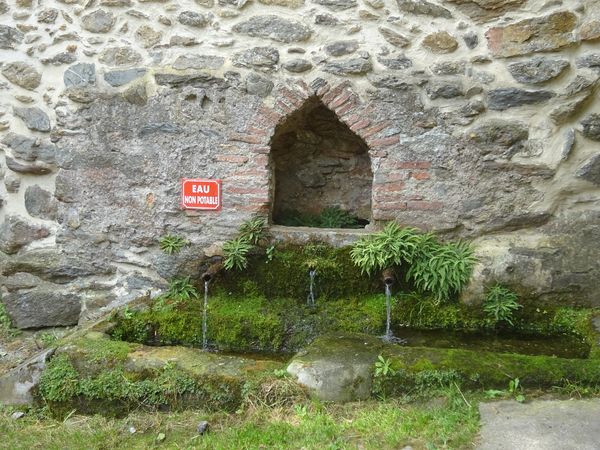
286 332 600 403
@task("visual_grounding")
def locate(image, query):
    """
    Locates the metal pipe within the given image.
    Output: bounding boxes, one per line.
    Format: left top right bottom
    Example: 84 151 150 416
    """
382 268 395 286
200 261 223 283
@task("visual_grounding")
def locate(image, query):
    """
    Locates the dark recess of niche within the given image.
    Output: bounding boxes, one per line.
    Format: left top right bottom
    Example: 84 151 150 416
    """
270 96 373 229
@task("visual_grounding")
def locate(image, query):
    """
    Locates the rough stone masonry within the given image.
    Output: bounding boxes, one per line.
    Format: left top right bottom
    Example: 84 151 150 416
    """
0 0 599 328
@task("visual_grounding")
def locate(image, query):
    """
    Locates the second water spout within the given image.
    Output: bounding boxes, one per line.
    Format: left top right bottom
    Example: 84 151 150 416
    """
202 280 209 351
307 269 317 307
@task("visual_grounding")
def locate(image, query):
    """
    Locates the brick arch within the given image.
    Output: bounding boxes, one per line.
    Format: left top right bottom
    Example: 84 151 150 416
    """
226 79 405 220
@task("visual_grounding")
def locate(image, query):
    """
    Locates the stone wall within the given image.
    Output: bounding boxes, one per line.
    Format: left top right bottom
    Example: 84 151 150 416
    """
0 0 599 328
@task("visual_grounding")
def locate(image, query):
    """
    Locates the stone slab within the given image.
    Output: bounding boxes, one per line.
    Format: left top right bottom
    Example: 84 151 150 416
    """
478 399 600 450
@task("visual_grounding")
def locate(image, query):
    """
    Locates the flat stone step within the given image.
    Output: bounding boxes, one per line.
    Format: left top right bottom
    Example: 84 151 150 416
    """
478 399 600 450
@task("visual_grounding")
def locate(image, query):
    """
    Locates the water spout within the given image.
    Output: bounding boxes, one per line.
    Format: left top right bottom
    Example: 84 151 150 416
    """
201 261 223 284
381 269 406 345
382 268 395 287
307 269 317 307
202 279 209 351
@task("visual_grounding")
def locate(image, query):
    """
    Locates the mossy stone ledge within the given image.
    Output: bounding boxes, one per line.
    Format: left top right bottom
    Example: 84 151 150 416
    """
36 332 288 417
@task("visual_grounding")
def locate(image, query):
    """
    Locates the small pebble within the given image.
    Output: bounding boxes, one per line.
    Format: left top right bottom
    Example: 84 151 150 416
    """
197 420 209 435
128 426 136 434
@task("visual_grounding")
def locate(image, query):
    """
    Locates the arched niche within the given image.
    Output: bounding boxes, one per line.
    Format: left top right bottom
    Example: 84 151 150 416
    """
270 96 373 228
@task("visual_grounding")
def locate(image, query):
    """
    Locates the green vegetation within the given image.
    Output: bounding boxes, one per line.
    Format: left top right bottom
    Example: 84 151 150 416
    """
408 239 476 303
37 332 59 348
351 223 421 275
374 355 396 379
223 237 254 271
350 223 476 302
483 284 522 326
217 242 378 300
112 294 385 353
158 234 187 254
0 392 479 450
275 207 362 229
153 277 200 311
223 216 268 271
238 216 269 245
0 301 19 339
111 288 598 356
38 354 242 417
379 345 600 392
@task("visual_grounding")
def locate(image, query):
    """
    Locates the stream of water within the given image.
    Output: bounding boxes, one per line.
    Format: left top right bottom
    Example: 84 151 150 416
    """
307 269 316 307
382 284 407 344
385 283 392 340
203 280 209 351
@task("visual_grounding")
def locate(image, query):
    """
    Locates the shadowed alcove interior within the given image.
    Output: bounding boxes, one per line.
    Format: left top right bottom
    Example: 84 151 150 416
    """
270 96 373 228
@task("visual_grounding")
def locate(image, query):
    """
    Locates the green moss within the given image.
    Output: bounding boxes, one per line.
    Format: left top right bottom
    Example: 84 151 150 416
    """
111 294 388 353
385 346 600 391
215 243 379 300
38 354 80 403
394 295 599 355
71 335 136 364
110 292 600 359
38 353 243 417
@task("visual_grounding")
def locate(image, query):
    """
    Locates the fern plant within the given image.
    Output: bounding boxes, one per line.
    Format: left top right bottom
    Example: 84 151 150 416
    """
154 277 199 311
159 234 188 254
238 216 268 245
223 237 253 271
166 277 199 301
350 222 421 275
483 284 522 326
319 207 358 228
408 240 476 303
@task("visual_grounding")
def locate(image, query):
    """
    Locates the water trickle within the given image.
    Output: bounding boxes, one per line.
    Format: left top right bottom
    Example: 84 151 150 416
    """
307 269 317 307
382 282 407 345
203 280 209 351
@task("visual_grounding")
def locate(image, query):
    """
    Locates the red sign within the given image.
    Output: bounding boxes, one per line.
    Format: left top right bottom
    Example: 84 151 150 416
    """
181 178 221 210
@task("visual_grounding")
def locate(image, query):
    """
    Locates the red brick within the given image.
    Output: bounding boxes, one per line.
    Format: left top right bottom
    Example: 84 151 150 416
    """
378 172 406 183
231 168 269 178
373 194 404 204
279 86 307 108
316 82 331 97
344 114 362 127
245 126 270 136
372 201 408 211
410 171 430 181
376 181 405 192
372 210 396 220
390 161 432 169
216 155 248 164
321 81 351 105
252 154 269 166
350 119 371 132
227 187 269 195
328 90 352 109
407 201 443 211
229 133 265 145
231 202 270 212
294 79 313 96
250 146 271 154
359 121 391 139
334 98 358 117
367 135 400 148
255 105 283 126
274 99 296 115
